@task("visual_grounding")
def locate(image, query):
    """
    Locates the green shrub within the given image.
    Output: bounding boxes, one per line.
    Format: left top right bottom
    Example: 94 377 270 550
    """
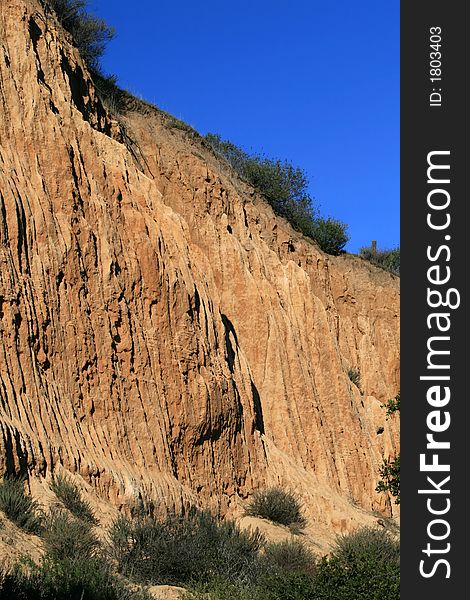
376 455 400 505
385 391 400 417
243 158 313 224
312 527 400 600
0 508 149 600
42 508 99 560
359 245 400 275
0 556 144 600
312 217 349 255
244 487 306 530
109 510 264 587
50 473 97 524
334 526 399 565
204 133 256 177
184 577 251 600
45 1 123 112
347 368 360 387
91 71 129 115
262 540 315 575
205 134 314 219
204 134 350 254
256 571 316 600
0 476 42 533
46 0 115 71
185 570 316 600
186 571 316 600
376 392 400 504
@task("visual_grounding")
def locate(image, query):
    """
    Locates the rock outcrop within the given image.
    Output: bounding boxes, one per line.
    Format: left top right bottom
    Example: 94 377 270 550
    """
0 0 399 550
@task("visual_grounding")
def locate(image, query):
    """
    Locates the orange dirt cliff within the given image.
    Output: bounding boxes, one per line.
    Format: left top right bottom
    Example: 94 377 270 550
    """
0 0 399 553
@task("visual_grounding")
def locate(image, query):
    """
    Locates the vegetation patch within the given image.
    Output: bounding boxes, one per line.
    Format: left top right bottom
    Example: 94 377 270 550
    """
376 392 400 505
0 506 149 600
359 244 400 275
244 487 306 530
255 571 317 600
0 484 399 600
262 540 315 576
109 509 264 587
0 476 42 534
45 0 115 71
91 71 128 115
312 527 400 600
50 473 97 524
311 217 349 256
347 367 361 387
42 507 99 560
178 494 400 599
204 133 349 255
385 391 400 417
0 554 143 600
44 0 125 113
44 2 353 257
376 455 400 505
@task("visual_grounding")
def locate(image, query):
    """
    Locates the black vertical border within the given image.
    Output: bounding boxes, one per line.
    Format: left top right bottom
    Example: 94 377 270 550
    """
401 2 467 598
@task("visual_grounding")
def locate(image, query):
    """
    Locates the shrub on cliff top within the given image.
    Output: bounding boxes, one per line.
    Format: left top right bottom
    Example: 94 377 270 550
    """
359 244 400 275
46 0 115 71
311 216 349 256
204 134 315 230
45 0 122 112
204 133 349 254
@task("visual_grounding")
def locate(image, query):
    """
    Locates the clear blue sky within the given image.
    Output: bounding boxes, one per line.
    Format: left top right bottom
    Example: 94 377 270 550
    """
94 0 399 254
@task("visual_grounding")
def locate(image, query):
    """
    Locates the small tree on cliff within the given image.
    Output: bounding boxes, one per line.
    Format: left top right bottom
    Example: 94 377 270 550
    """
46 0 115 71
376 392 400 504
45 1 125 112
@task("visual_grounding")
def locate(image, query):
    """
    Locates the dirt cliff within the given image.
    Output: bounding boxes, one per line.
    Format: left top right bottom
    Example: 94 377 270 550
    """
0 0 399 551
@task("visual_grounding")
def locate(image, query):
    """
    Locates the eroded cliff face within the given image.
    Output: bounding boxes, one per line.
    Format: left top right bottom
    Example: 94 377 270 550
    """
0 0 399 548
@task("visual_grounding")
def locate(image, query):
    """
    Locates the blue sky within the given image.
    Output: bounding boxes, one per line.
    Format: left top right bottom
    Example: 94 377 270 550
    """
94 1 399 254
